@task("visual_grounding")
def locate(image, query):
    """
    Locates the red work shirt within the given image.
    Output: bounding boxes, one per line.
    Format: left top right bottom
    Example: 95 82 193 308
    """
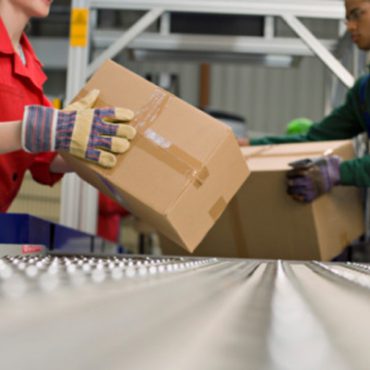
0 18 62 212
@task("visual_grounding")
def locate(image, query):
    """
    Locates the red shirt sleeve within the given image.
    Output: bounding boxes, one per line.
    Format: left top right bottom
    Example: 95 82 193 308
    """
29 152 63 186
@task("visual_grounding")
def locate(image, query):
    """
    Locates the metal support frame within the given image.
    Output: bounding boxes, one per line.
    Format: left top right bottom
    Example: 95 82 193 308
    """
29 34 339 69
93 31 337 57
61 0 98 233
89 0 345 19
87 8 164 77
62 0 357 233
282 14 354 88
86 0 352 82
264 16 274 40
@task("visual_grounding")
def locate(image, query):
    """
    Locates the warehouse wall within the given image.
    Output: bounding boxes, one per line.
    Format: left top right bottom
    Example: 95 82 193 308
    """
210 58 327 136
123 61 200 105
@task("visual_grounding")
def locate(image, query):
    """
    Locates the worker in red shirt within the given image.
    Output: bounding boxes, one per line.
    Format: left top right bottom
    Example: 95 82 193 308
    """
0 1 136 214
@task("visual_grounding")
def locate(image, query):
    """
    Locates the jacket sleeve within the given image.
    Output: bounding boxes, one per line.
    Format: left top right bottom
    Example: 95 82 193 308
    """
250 133 307 145
306 80 364 141
340 155 370 186
29 152 63 186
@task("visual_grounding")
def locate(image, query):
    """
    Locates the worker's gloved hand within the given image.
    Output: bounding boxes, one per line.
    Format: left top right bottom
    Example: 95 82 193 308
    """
21 104 136 168
286 155 342 203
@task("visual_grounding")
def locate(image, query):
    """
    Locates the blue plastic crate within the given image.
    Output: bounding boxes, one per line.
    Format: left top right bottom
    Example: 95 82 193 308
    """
0 213 51 247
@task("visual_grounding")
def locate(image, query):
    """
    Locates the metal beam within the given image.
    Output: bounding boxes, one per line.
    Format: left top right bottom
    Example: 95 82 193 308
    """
93 31 337 57
282 14 354 88
264 16 275 40
61 0 99 234
89 0 345 19
87 8 164 77
30 33 338 68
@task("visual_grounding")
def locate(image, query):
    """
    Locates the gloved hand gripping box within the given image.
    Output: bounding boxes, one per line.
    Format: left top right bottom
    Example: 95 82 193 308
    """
62 60 249 252
161 140 364 260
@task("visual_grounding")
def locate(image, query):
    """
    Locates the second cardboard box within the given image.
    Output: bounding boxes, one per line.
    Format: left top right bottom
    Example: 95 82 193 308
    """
161 140 364 260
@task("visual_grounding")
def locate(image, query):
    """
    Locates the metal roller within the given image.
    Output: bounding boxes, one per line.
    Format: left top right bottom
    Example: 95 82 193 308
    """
0 256 369 369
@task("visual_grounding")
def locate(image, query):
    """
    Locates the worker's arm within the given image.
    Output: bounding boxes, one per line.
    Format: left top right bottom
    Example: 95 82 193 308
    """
0 120 22 153
251 78 364 146
286 78 370 188
0 120 72 173
0 90 103 155
340 155 370 186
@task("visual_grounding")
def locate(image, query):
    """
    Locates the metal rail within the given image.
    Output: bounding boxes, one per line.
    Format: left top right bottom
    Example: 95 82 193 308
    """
89 0 345 19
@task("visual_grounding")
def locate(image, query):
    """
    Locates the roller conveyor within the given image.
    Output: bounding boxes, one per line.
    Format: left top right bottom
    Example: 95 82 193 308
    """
0 256 369 369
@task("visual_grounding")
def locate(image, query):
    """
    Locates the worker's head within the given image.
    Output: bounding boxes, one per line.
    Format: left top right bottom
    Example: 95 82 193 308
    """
345 0 370 50
2 0 53 19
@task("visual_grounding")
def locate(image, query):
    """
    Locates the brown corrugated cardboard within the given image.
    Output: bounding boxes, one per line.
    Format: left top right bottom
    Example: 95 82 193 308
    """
160 140 364 260
62 60 249 252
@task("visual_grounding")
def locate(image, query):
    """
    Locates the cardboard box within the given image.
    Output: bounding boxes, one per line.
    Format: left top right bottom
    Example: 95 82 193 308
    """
62 60 249 252
160 140 364 260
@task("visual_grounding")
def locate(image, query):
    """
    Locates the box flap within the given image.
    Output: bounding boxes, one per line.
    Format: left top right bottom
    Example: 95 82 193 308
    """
242 140 354 172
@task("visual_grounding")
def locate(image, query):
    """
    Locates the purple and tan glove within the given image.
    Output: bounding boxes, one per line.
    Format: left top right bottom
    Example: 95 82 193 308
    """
21 93 136 168
286 155 342 203
63 89 101 113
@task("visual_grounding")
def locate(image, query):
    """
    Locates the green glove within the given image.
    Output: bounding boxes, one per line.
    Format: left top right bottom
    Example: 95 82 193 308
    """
285 118 313 136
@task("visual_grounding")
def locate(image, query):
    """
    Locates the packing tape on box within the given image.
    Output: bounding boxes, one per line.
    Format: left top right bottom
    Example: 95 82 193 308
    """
242 146 273 159
209 197 227 221
243 145 336 159
92 88 209 187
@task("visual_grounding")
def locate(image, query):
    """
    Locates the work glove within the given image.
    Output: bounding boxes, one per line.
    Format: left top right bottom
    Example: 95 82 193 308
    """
21 91 136 168
286 155 342 203
63 89 100 112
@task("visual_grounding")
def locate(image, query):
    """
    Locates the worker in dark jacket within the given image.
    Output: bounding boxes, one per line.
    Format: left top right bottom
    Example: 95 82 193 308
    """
248 0 370 203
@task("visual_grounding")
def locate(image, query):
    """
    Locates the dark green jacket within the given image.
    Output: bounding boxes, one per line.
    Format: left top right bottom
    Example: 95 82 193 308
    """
250 76 370 187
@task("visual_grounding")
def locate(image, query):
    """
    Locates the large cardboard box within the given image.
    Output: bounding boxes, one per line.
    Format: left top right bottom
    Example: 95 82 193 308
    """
62 60 249 252
160 140 365 260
